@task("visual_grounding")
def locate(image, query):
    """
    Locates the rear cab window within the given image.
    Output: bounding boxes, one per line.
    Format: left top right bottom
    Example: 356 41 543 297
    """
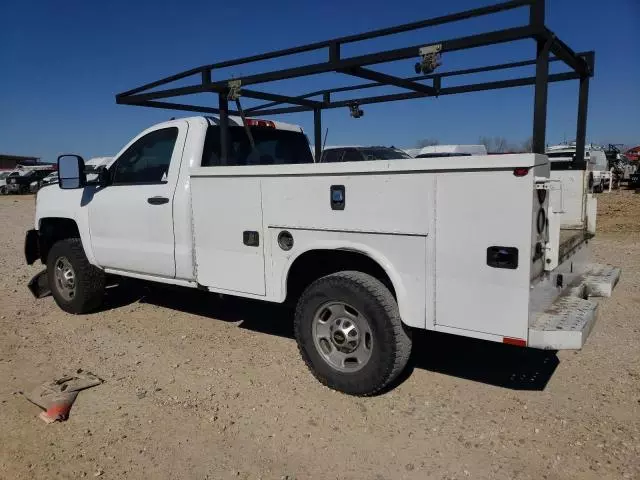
201 125 313 166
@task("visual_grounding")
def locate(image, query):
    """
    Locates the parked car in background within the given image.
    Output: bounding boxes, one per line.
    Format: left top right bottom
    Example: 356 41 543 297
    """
412 144 488 158
30 172 59 193
612 156 637 187
320 146 411 163
0 171 11 195
5 165 56 194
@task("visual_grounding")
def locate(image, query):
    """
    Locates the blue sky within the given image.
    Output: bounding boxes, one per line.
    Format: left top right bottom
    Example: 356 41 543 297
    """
1 0 639 162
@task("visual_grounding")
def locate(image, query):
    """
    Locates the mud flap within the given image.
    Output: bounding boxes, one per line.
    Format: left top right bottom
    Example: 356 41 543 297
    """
24 229 41 265
28 269 51 299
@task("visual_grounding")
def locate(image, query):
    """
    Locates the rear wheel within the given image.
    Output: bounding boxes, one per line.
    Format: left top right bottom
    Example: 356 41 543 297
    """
294 271 412 396
47 238 105 314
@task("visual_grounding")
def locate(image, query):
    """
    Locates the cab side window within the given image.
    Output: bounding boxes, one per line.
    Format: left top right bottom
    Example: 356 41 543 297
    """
112 128 178 185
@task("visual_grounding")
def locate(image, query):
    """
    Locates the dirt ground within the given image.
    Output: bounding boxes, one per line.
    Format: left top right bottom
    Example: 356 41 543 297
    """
0 189 638 480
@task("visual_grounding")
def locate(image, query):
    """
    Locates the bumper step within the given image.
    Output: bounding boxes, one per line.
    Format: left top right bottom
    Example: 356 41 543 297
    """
580 263 621 297
529 296 598 350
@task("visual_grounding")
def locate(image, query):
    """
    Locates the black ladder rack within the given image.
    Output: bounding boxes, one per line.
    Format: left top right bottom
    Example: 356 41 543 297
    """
116 0 594 166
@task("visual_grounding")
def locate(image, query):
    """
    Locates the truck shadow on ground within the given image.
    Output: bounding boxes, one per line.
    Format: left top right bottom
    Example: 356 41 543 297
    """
102 280 559 392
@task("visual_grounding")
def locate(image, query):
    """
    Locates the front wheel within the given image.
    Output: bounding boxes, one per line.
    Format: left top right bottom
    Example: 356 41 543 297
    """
294 271 412 396
47 238 106 314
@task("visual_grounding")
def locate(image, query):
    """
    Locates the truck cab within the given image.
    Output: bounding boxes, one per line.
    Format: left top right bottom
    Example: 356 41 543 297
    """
32 116 312 283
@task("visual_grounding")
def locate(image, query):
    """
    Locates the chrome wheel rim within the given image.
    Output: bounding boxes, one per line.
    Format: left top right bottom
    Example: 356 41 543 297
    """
312 301 373 372
54 256 76 301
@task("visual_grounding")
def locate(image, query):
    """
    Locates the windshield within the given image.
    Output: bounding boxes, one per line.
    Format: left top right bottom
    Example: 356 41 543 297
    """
359 148 411 160
0 172 9 180
201 126 313 166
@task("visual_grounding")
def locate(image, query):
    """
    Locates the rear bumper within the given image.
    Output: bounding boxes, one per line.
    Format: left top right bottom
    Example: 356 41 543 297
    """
528 244 621 350
25 229 41 265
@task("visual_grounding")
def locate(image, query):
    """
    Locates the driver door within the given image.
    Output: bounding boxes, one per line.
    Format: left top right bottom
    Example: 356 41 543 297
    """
87 121 188 278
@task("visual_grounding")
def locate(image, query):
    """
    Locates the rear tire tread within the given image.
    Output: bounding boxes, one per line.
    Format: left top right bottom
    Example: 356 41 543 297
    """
294 271 411 396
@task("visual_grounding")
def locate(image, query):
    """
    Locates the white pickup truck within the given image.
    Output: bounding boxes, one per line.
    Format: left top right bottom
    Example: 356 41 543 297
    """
25 115 620 395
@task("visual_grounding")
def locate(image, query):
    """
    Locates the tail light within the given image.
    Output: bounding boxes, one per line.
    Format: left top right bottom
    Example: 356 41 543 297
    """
245 119 275 128
513 167 530 177
503 337 527 347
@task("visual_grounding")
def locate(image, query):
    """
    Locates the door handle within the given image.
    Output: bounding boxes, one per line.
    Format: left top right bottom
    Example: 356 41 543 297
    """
147 196 169 205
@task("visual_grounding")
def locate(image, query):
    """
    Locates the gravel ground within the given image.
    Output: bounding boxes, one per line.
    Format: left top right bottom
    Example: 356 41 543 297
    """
0 190 638 480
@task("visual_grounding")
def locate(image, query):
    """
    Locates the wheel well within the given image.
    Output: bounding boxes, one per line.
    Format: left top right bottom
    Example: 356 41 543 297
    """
38 218 80 263
286 249 396 303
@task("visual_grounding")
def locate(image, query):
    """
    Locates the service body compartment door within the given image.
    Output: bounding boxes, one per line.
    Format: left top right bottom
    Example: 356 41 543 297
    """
434 170 533 340
190 176 266 295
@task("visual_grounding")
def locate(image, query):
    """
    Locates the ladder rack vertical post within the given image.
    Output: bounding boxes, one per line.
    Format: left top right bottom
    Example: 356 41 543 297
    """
314 108 322 162
532 40 549 154
219 93 229 165
531 0 548 154
574 75 590 169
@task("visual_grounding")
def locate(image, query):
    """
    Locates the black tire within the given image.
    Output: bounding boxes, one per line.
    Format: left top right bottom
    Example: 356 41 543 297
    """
294 271 412 396
47 238 105 314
